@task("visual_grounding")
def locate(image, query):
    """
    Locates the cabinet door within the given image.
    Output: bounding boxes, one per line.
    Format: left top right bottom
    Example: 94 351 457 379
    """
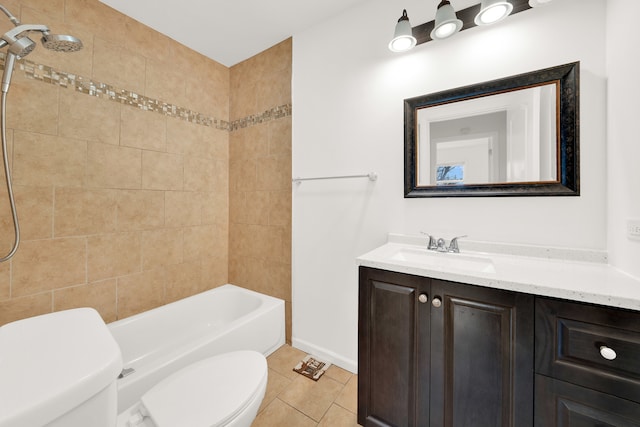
430 279 534 427
358 267 431 427
535 375 640 426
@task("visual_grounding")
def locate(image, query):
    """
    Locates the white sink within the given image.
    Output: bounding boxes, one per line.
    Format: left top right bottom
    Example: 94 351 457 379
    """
390 247 496 274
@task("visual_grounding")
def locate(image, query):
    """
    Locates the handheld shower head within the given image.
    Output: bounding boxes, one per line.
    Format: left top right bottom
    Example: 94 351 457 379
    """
41 32 83 52
8 35 35 58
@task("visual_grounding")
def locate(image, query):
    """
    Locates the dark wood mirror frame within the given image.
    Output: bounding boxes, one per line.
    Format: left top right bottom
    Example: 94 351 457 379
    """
404 62 579 198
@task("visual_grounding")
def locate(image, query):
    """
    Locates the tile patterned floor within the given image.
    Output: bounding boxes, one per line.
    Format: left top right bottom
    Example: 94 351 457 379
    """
253 345 361 426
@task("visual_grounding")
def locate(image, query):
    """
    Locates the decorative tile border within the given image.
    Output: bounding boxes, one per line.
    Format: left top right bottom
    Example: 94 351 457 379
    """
0 53 291 132
229 104 292 131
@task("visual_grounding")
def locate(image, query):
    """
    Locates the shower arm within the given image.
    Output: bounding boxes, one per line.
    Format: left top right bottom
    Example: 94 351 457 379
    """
1 24 50 45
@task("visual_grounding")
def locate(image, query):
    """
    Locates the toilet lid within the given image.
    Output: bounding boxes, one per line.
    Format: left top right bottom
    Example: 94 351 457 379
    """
140 351 267 427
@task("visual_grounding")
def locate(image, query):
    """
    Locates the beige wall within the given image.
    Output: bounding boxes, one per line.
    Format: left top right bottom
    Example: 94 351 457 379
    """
229 39 292 342
0 0 236 325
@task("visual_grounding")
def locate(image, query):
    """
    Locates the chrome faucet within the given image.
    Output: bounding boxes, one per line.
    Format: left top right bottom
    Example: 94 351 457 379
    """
447 235 467 253
422 232 467 253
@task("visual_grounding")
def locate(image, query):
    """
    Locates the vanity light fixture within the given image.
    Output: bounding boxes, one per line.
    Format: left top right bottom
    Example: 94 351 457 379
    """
389 9 417 52
474 0 514 25
528 0 552 7
389 0 539 52
430 0 463 40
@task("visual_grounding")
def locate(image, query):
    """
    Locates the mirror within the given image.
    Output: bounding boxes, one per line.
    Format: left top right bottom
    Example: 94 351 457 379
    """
404 62 579 197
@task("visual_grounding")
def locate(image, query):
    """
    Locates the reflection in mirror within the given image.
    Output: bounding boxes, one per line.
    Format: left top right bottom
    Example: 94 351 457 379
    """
418 84 557 186
405 62 579 197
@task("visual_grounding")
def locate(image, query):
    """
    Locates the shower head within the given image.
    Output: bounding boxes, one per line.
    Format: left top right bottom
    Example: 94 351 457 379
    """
41 32 83 52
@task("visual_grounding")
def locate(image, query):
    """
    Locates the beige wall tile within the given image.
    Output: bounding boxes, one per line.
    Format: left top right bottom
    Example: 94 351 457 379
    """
120 106 167 152
142 151 184 191
6 79 59 135
183 224 226 262
54 188 118 236
184 156 215 192
122 16 174 65
117 268 166 318
116 190 165 231
269 117 292 157
145 59 187 106
166 119 221 159
65 0 127 46
59 89 121 145
268 191 291 227
229 157 258 192
257 155 291 191
11 237 86 297
165 191 202 227
87 232 141 282
165 261 202 303
12 131 86 188
0 293 52 326
200 191 228 226
54 279 117 323
93 37 146 94
230 124 269 160
0 261 9 300
87 142 142 189
141 228 183 270
0 0 244 327
14 185 54 240
201 255 228 289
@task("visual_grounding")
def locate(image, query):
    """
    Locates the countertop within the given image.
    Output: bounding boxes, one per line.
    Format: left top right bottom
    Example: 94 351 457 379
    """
356 235 640 311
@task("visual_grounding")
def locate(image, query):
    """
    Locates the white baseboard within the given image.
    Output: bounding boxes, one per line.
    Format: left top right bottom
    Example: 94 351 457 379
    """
291 337 357 374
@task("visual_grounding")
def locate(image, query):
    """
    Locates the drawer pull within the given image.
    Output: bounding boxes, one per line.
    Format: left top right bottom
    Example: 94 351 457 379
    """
418 293 428 303
432 297 442 308
599 345 617 361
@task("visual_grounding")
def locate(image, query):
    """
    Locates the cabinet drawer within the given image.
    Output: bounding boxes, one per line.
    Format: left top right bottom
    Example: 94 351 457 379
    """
535 375 640 426
535 297 640 403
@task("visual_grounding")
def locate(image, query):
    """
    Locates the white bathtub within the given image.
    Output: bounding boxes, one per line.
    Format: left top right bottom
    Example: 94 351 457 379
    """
107 284 285 412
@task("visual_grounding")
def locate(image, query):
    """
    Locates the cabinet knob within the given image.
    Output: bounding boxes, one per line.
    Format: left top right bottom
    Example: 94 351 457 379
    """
418 293 428 303
599 345 617 361
432 297 442 308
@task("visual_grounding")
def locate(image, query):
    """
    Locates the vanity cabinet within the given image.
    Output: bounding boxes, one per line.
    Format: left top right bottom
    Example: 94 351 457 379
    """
358 266 534 427
534 297 640 426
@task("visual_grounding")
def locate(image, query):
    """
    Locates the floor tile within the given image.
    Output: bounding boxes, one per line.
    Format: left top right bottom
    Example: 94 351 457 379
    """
335 375 358 414
255 344 362 426
260 368 291 413
325 364 353 384
252 398 317 427
318 404 359 427
278 374 344 421
266 344 307 380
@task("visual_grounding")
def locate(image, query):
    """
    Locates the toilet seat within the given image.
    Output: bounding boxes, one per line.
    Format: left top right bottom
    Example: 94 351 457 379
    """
124 351 268 427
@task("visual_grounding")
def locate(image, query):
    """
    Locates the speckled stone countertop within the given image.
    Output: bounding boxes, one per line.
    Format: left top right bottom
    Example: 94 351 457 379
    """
356 234 640 311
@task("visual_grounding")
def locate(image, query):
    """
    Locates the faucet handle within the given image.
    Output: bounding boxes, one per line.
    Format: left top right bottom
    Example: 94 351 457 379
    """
420 232 438 250
447 235 468 253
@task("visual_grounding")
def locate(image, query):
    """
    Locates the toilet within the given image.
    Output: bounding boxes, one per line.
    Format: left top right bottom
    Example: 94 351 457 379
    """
0 308 268 427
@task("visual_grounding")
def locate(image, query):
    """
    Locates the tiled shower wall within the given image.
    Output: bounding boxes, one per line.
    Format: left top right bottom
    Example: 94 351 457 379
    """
229 39 293 343
0 0 246 326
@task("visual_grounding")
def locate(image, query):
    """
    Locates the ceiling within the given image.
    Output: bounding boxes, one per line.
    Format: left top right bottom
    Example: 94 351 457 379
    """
98 0 369 67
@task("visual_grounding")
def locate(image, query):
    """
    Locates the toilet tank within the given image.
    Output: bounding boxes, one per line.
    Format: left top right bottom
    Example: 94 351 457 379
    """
0 308 123 427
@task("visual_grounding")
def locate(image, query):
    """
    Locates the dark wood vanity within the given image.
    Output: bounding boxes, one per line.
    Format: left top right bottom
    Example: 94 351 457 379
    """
358 266 640 427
